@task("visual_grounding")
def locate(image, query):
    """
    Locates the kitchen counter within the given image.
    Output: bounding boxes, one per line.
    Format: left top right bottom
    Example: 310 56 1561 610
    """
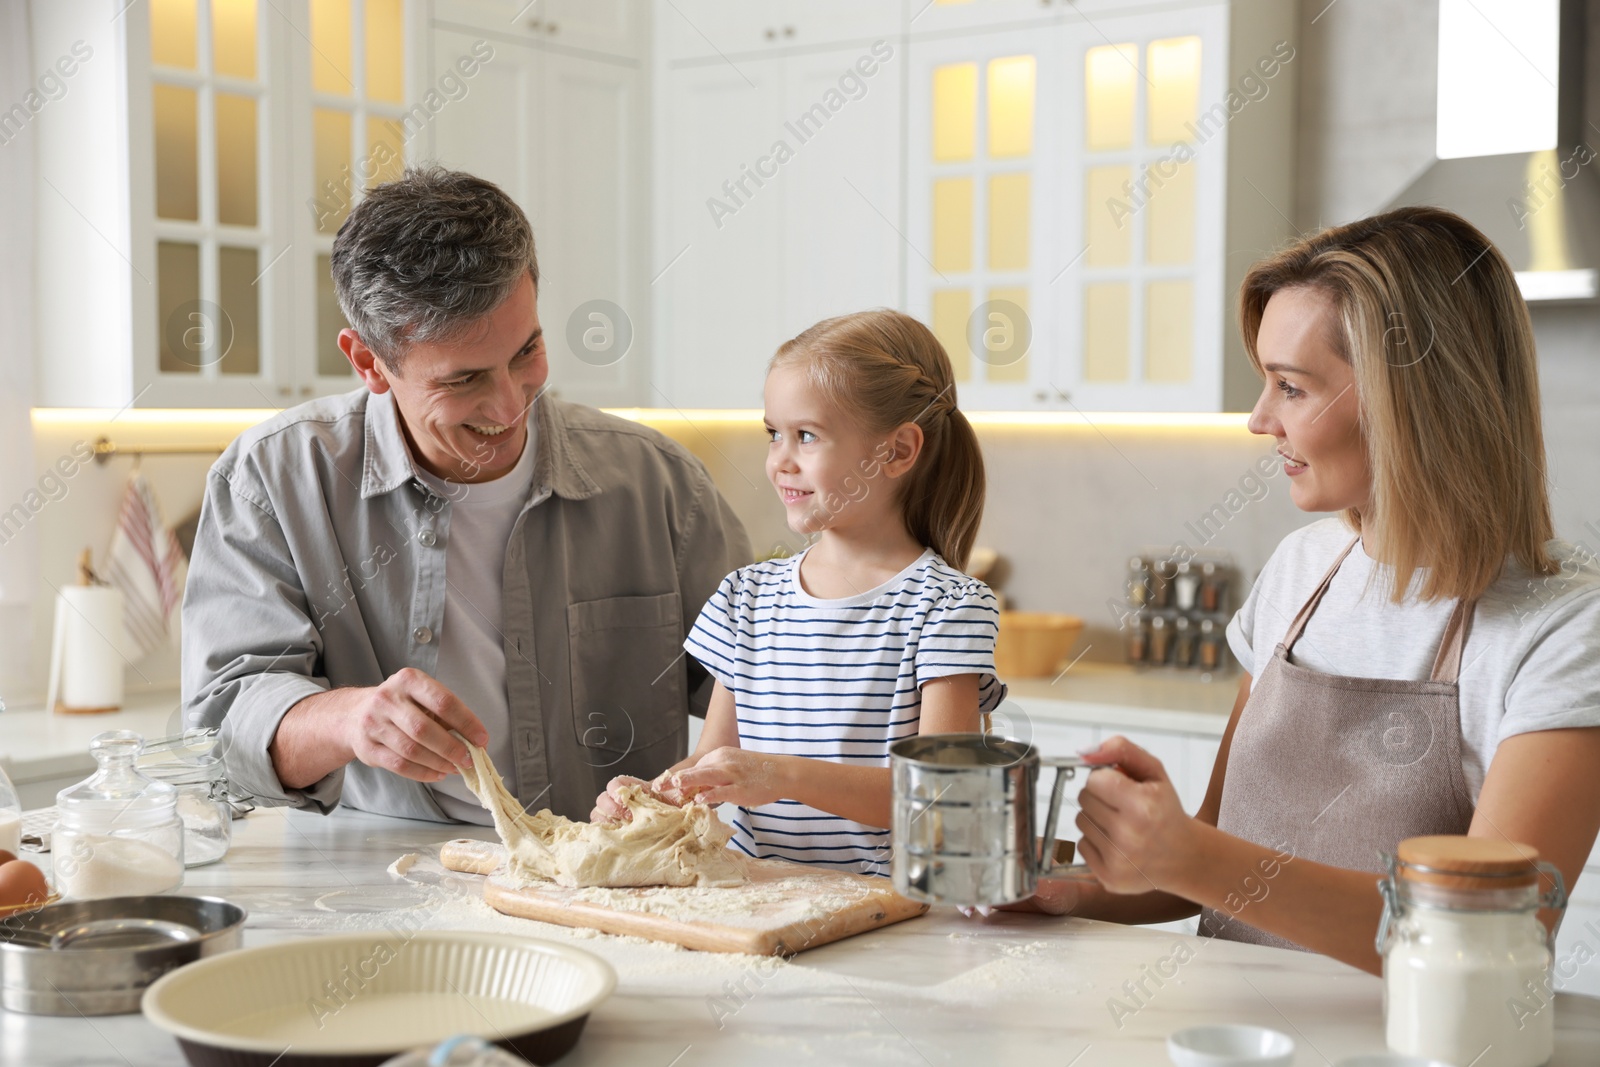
0 691 184 803
1005 662 1239 737
7 804 1599 1065
0 665 1237 795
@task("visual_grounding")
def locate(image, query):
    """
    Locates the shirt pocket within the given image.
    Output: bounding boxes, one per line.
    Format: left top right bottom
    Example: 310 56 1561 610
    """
567 592 686 756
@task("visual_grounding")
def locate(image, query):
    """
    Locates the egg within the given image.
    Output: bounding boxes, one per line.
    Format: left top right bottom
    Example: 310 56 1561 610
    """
0 859 49 909
0 849 17 866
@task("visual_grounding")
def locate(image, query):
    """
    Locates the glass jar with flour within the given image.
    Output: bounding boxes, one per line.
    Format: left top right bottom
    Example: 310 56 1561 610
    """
141 753 233 866
54 731 185 899
1378 834 1567 1067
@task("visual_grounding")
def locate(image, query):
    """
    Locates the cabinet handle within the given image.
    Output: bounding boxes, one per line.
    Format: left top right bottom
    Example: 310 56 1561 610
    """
783 25 794 37
527 18 542 29
764 28 775 40
547 22 557 34
300 386 313 396
277 386 291 397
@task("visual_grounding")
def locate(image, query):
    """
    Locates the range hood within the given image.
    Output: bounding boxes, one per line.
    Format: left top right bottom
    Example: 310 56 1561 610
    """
1386 0 1600 302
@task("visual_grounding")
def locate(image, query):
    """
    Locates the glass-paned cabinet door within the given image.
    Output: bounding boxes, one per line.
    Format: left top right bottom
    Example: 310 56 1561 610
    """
136 0 283 406
906 29 1064 410
296 0 415 399
1056 7 1228 411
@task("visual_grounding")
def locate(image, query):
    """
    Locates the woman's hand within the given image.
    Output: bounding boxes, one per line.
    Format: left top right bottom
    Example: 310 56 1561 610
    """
671 747 789 808
1075 735 1202 894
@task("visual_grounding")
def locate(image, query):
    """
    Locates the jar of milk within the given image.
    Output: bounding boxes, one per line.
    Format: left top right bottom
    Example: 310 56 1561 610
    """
54 731 185 899
1378 834 1567 1067
0 763 21 856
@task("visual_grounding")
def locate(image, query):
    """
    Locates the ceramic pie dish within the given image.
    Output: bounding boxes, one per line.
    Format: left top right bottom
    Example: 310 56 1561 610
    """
141 930 616 1067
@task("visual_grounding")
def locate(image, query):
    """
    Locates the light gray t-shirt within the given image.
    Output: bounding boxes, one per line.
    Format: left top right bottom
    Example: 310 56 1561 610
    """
417 421 539 823
1228 517 1600 798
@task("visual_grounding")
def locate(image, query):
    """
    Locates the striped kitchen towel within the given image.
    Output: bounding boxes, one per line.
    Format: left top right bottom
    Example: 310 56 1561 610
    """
107 471 188 659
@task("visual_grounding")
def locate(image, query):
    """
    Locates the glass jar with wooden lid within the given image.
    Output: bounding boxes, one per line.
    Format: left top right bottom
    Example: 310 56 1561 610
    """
1377 834 1567 1067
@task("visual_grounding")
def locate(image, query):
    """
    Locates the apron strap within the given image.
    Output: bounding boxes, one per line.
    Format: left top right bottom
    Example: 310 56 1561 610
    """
1282 535 1362 656
1429 596 1478 684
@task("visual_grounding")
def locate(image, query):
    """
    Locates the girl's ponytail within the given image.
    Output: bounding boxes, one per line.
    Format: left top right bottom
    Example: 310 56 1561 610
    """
903 406 985 570
771 309 987 572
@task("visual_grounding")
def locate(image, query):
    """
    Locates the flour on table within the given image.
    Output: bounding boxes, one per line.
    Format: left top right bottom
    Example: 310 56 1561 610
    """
458 742 747 889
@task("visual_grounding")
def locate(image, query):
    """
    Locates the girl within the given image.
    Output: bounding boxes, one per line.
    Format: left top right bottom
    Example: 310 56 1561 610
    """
1004 206 1600 975
591 309 1007 876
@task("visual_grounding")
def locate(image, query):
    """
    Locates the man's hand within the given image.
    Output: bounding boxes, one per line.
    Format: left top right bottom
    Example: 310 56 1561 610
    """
272 668 489 789
345 668 489 781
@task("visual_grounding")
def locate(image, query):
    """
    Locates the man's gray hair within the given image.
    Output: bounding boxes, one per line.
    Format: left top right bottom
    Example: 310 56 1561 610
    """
330 165 539 368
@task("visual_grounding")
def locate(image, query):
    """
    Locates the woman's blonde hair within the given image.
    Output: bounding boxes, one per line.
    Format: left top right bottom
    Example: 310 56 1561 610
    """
1240 205 1556 602
771 309 986 570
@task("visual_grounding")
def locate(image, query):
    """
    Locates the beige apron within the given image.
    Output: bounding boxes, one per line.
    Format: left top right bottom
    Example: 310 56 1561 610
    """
1201 536 1477 949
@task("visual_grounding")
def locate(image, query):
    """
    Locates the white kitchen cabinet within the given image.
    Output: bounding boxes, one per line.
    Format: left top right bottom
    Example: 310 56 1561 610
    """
433 0 646 59
904 0 1297 412
653 61 788 409
659 1 905 64
652 34 903 408
427 22 650 406
32 0 431 409
1554 871 1600 997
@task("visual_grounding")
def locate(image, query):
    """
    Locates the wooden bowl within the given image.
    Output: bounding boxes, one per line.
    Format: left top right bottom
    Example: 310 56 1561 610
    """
994 612 1085 678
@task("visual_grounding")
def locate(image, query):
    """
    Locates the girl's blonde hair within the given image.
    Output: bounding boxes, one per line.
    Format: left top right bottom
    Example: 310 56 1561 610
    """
1239 205 1556 603
771 309 986 570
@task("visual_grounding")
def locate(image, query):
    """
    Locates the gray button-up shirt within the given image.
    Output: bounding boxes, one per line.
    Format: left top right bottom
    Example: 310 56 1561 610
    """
181 387 751 822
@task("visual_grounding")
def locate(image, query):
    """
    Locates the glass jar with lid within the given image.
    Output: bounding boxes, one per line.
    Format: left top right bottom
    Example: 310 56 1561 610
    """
141 752 233 867
54 730 185 899
1378 834 1566 1067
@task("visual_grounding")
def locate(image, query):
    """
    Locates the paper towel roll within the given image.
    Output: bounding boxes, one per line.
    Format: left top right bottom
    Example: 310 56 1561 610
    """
48 587 126 714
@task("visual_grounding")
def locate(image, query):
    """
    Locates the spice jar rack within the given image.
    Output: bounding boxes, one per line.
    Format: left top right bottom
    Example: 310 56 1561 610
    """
1121 553 1234 677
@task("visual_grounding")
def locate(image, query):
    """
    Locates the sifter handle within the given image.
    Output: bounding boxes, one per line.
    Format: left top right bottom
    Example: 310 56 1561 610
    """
1036 756 1085 875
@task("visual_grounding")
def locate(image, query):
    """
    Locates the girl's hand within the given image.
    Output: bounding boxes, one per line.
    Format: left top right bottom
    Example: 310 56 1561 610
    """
589 775 648 824
959 876 1083 919
589 769 696 824
1074 735 1201 894
671 747 788 808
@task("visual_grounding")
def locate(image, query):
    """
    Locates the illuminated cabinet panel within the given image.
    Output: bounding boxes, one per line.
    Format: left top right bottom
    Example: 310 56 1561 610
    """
905 2 1298 412
907 29 1046 410
30 0 430 408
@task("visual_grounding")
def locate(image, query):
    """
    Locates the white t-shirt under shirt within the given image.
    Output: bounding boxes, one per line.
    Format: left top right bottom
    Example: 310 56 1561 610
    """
684 547 1008 876
416 422 539 823
1228 517 1600 799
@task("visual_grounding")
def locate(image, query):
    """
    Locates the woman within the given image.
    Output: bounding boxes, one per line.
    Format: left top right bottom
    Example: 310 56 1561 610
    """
1015 206 1600 974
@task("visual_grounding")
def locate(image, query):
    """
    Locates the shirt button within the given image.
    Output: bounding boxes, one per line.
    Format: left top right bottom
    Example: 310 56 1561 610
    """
418 529 437 547
413 626 433 644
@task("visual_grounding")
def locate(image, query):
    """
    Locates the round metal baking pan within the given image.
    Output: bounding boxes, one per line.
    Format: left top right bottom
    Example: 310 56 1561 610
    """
0 894 246 1015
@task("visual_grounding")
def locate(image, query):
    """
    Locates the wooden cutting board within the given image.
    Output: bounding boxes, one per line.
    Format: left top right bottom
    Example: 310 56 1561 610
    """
440 839 927 956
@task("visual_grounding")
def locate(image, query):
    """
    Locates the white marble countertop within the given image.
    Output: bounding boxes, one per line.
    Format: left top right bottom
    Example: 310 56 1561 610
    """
0 665 1235 791
0 690 184 787
1005 663 1238 737
6 804 1598 1066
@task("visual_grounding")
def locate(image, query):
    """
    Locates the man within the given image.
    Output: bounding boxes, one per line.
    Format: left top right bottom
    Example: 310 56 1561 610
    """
182 166 751 823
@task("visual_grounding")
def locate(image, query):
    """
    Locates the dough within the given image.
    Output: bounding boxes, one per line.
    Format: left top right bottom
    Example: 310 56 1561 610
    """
457 743 747 889
387 852 419 877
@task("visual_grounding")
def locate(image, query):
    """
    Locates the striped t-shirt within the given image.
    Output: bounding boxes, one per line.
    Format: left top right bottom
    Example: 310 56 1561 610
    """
684 547 1006 876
